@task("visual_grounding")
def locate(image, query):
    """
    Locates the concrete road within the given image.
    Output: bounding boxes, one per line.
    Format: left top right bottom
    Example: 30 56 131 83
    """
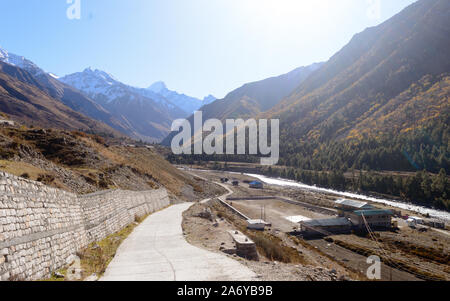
101 202 256 281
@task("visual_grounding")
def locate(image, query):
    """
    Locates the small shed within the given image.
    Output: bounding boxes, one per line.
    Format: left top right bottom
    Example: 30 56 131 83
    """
249 181 263 189
247 219 267 230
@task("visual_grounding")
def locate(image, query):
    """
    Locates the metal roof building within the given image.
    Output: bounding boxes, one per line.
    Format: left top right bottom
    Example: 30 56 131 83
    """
302 217 352 227
349 209 393 230
247 219 268 230
300 217 352 237
352 209 394 217
335 199 374 211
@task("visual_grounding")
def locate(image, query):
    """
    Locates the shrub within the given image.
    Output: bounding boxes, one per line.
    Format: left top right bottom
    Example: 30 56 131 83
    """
245 231 305 264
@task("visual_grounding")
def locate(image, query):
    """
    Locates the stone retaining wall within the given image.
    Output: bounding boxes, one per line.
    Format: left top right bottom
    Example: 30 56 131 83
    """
0 171 170 281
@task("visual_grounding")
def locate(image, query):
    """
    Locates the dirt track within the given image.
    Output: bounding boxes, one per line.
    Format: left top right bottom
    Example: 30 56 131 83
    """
186 168 449 281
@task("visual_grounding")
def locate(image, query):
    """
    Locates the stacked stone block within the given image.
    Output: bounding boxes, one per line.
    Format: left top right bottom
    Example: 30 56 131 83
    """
0 171 169 281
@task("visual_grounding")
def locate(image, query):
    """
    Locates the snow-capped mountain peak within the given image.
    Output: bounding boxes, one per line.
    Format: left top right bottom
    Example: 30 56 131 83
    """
80 67 119 86
59 68 127 101
147 81 216 114
0 46 44 76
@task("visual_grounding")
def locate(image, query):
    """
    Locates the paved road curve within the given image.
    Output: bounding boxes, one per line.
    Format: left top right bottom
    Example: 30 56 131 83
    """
101 202 256 281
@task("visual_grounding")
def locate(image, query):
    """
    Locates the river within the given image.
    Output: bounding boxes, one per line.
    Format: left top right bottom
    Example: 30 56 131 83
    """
245 173 450 222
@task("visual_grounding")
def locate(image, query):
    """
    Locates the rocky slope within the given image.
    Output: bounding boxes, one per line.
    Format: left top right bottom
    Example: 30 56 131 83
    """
60 68 190 142
267 0 449 145
0 62 121 137
0 47 131 136
162 62 323 145
0 123 224 200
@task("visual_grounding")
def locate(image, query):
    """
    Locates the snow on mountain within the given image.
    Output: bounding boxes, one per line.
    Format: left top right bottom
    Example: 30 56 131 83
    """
60 68 179 112
147 81 216 114
0 46 45 76
61 69 216 116
59 68 191 141
60 67 121 100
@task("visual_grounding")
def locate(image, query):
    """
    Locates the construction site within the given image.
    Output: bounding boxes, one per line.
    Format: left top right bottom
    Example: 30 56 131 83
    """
182 168 450 281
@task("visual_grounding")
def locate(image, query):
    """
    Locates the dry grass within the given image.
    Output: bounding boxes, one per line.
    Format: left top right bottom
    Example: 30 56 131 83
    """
382 239 450 265
210 200 306 264
332 238 446 281
76 215 149 279
0 126 198 196
290 236 368 281
77 135 125 165
0 160 49 181
246 231 306 264
43 205 171 282
112 146 196 195
44 214 152 281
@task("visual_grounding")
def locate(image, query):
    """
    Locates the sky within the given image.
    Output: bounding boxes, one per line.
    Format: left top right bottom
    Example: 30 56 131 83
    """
0 0 417 99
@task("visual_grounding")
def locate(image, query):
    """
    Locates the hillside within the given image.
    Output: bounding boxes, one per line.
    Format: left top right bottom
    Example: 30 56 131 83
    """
195 63 322 121
260 0 449 172
0 62 122 137
161 63 323 145
60 68 188 142
0 124 224 200
164 0 449 210
1 46 214 143
0 47 132 136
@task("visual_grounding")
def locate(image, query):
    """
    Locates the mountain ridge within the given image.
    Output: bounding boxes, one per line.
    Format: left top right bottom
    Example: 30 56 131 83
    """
161 62 324 146
147 81 216 114
0 61 123 137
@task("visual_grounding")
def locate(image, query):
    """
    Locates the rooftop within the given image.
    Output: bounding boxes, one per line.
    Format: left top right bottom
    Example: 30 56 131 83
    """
352 209 394 217
247 219 267 224
335 199 373 209
249 181 263 185
302 217 352 227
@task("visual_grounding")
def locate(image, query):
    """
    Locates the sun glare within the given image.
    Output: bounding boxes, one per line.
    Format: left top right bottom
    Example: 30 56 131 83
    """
240 0 338 27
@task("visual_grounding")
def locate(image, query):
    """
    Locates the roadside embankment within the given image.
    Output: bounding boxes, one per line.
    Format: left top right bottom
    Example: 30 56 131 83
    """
0 171 170 281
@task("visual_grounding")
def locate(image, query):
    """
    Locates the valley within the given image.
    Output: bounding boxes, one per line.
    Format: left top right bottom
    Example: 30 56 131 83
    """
182 168 450 281
0 123 224 201
0 0 448 284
